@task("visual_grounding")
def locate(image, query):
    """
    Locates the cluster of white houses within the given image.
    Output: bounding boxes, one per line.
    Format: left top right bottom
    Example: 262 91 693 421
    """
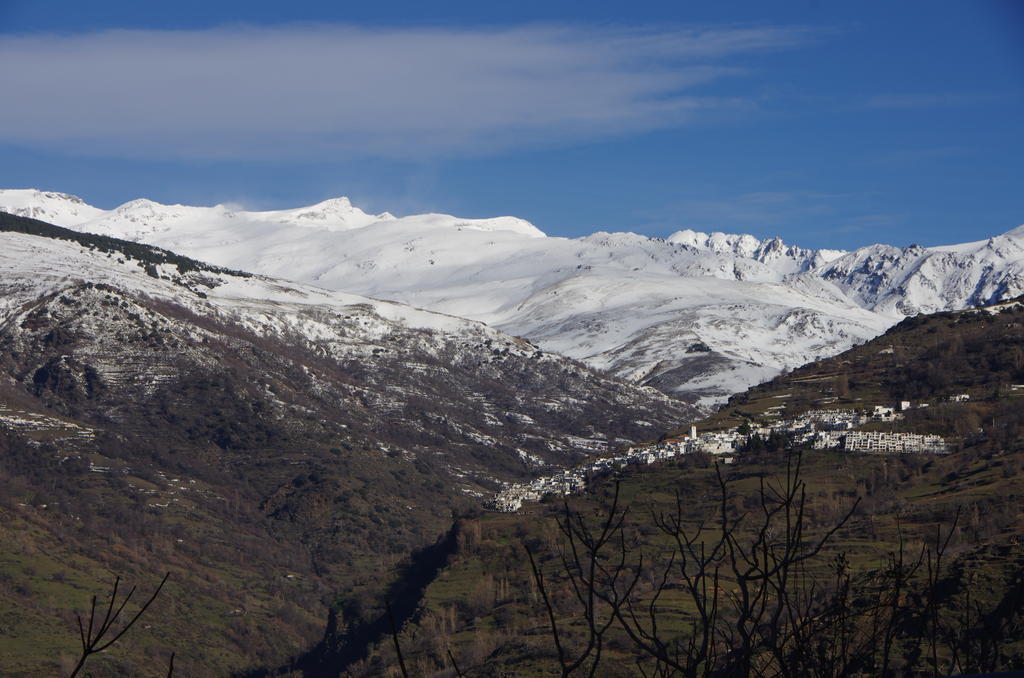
488 435 696 512
816 430 948 454
488 400 952 513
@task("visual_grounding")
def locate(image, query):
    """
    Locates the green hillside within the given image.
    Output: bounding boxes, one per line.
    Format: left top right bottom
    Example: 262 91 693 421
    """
342 302 1024 677
699 299 1024 440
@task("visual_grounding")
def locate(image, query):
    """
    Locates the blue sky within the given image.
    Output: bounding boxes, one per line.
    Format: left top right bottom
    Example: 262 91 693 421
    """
0 0 1021 249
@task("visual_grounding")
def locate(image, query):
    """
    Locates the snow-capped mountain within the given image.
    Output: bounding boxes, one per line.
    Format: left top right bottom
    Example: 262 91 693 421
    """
0 212 693 483
4 189 1022 405
817 228 1024 316
0 211 707 675
0 188 105 225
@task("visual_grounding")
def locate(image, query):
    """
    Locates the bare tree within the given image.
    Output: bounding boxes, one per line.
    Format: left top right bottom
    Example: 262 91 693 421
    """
68 572 171 678
525 483 642 677
523 448 1024 678
527 453 874 678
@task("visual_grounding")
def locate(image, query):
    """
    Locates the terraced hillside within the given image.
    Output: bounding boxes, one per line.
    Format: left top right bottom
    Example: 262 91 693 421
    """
334 301 1024 677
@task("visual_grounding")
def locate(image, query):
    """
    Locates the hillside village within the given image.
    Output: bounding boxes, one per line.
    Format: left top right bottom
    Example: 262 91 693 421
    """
488 398 955 512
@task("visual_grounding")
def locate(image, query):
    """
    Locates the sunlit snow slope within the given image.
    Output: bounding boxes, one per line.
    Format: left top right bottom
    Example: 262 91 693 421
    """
0 217 694 481
4 189 1022 406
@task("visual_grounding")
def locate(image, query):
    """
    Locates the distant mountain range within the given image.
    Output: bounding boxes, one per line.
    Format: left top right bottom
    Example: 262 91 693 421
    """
0 211 689 482
2 197 1023 676
4 189 1023 406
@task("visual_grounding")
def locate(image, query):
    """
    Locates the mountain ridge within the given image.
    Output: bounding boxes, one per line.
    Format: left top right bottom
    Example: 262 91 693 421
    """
3 189 1022 406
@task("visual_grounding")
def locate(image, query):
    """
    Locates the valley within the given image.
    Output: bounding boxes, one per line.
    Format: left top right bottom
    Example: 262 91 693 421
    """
0 205 1022 676
2 3 1019 675
329 296 1024 677
0 211 693 676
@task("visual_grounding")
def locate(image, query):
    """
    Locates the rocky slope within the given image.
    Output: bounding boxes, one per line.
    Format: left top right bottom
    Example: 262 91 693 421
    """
3 189 1022 406
0 212 693 481
816 228 1024 315
0 211 697 675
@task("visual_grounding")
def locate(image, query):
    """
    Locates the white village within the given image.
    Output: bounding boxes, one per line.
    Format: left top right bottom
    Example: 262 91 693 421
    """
488 398 958 513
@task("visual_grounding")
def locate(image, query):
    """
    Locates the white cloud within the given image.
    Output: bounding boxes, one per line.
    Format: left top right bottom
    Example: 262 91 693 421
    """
0 23 814 159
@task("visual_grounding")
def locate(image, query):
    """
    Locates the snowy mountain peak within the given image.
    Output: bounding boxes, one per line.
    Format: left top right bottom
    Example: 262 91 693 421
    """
115 197 157 210
112 198 177 215
0 188 105 225
0 190 544 238
0 188 88 206
319 195 352 209
465 215 545 238
415 214 546 238
986 225 1024 254
243 196 387 231
300 196 357 216
816 225 1024 315
666 228 825 261
667 228 762 255
666 228 841 275
3 188 1021 406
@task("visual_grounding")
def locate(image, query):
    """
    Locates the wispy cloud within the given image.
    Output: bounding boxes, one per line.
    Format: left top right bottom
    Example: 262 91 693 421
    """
0 23 815 159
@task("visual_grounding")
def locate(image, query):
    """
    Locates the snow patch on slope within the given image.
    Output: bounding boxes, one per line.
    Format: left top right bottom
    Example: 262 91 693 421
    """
4 189 1022 404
